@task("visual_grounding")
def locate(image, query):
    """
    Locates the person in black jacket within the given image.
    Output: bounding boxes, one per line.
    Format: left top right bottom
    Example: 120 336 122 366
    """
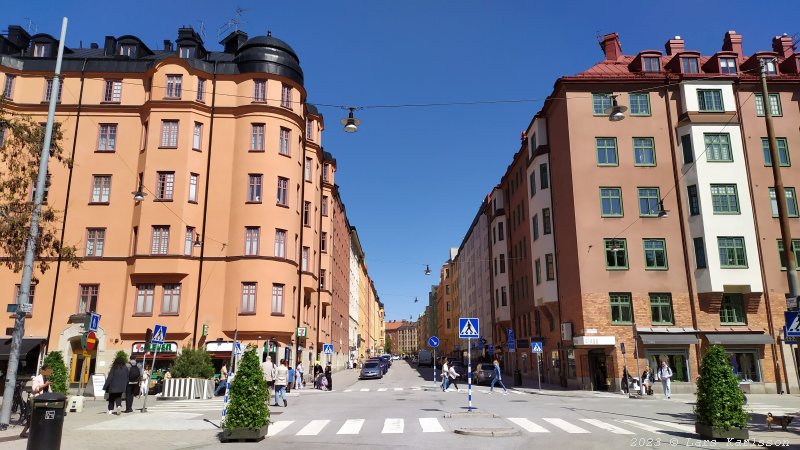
124 359 142 413
324 364 332 391
103 356 129 415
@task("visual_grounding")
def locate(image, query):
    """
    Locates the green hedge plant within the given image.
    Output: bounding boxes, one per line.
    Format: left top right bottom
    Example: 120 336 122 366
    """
42 351 69 395
223 346 269 430
694 345 748 430
170 348 214 379
114 350 128 363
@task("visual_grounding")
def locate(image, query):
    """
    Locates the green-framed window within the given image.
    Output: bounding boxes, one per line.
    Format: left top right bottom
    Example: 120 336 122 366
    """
638 187 660 217
710 184 740 214
649 293 674 325
600 187 623 217
610 293 633 324
629 93 651 116
697 89 724 112
543 208 552 235
769 187 799 217
596 137 618 166
755 93 782 117
777 239 800 270
535 258 542 285
529 172 536 197
604 238 628 270
720 293 746 325
687 185 700 216
718 237 747 268
592 93 612 115
532 214 539 241
693 237 707 269
705 133 733 161
643 239 668 270
762 138 790 167
633 137 656 166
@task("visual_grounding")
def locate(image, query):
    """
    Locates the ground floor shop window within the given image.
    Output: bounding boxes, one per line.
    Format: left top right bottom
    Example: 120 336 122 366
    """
567 349 576 378
646 350 690 382
726 350 761 382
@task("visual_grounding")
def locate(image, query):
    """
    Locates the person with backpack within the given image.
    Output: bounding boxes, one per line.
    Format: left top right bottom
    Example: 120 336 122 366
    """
657 361 673 399
124 359 142 413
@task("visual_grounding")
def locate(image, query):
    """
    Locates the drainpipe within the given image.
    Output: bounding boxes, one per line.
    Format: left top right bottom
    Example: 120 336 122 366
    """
315 150 325 363
295 110 309 368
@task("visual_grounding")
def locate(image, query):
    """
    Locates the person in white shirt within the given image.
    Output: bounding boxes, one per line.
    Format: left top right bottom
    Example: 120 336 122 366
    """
20 364 52 438
295 362 304 389
441 359 449 392
448 364 461 391
261 357 276 398
658 361 673 399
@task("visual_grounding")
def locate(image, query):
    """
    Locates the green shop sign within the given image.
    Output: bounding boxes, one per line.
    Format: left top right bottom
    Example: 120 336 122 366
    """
132 342 178 353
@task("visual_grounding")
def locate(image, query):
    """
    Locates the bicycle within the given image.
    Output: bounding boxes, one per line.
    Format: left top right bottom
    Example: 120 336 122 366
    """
10 381 29 425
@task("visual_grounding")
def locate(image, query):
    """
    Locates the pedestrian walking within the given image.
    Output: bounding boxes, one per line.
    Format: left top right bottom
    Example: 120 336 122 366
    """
489 359 508 394
621 367 630 394
140 366 150 397
641 366 654 396
124 359 142 413
262 356 276 396
103 355 129 415
287 365 294 393
448 363 461 391
441 359 449 392
19 364 52 438
214 363 228 396
657 361 673 399
273 359 289 407
295 362 304 390
325 364 332 391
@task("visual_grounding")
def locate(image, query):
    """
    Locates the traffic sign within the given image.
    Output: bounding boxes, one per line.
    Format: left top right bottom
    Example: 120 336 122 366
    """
786 312 800 342
323 343 334 355
507 329 516 352
620 342 626 355
459 318 479 339
297 327 307 338
83 331 97 351
531 341 543 353
234 342 243 355
428 336 439 348
88 312 101 332
152 325 167 344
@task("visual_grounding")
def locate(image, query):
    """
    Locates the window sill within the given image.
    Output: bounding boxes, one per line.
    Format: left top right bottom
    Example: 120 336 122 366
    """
153 199 174 203
276 203 289 209
192 147 202 152
133 313 153 317
720 266 749 269
88 202 110 206
612 322 633 326
645 267 669 271
278 152 291 158
100 101 121 105
188 200 198 204
630 114 652 117
239 312 256 316
243 254 260 257
245 201 263 205
597 164 620 167
83 256 104 260
601 215 624 219
163 96 182 100
652 322 675 326
252 100 267 104
633 164 657 168
280 105 292 110
764 165 792 168
159 313 179 316
606 267 629 271
158 146 178 150
271 313 285 317
713 212 741 215
249 149 265 153
95 149 116 153
720 322 748 326
773 216 800 219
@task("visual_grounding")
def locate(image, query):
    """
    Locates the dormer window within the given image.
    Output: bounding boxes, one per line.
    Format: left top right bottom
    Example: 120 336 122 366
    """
643 56 660 72
119 44 136 57
179 46 196 58
33 43 50 58
681 57 699 74
760 58 777 75
719 58 737 74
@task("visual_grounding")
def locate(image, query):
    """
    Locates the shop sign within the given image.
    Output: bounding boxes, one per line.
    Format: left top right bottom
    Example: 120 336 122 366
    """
573 336 616 347
132 342 177 353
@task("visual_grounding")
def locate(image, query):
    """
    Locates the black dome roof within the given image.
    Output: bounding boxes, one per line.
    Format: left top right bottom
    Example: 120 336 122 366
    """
234 35 303 86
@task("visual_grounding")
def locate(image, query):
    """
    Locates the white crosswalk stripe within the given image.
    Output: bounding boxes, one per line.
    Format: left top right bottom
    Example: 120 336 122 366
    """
344 389 353 392
146 399 225 412
543 418 590 433
617 419 663 434
652 420 695 433
393 387 403 391
508 417 549 433
267 420 294 437
419 417 444 433
377 388 387 392
337 419 364 435
580 418 635 434
382 418 404 433
297 419 330 436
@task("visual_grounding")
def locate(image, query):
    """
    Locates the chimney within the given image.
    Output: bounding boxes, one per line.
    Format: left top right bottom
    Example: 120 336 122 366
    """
722 30 743 55
773 33 794 58
665 36 685 55
599 33 622 61
6 25 31 51
90 42 99 49
103 36 117 56
163 39 173 51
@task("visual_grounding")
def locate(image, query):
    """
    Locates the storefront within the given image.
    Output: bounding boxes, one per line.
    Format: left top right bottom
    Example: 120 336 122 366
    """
573 335 616 391
705 333 774 393
639 330 699 394
0 337 45 389
131 341 178 373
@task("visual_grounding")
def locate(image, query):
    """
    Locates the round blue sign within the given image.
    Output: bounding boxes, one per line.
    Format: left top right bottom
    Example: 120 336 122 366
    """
428 336 439 348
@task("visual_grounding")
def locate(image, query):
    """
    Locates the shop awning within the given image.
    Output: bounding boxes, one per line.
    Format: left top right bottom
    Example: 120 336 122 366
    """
639 333 699 345
0 337 46 360
705 333 774 345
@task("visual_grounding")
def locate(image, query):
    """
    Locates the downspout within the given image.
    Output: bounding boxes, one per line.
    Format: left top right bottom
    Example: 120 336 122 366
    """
191 61 217 347
544 119 566 387
45 58 87 353
486 203 497 352
295 111 308 367
315 150 325 362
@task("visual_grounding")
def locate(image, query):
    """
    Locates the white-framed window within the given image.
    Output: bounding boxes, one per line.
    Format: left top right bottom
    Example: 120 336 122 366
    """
643 56 660 72
305 157 312 181
319 269 326 290
33 43 50 57
719 58 737 74
272 284 284 314
681 57 699 73
277 177 289 205
241 282 256 313
179 46 196 58
253 80 266 102
274 229 286 258
162 284 181 314
103 80 122 102
281 84 292 108
248 174 262 202
196 78 206 102
86 228 105 257
322 195 329 216
160 120 179 147
78 284 99 313
98 124 117 151
184 226 195 256
306 119 314 141
245 227 260 256
192 122 203 150
91 175 111 203
760 58 777 75
303 201 311 226
44 78 63 102
250 124 265 151
156 172 175 200
321 232 328 252
302 247 309 271
165 75 182 98
279 127 291 155
135 284 154 315
151 226 170 255
188 173 198 202
3 74 16 98
119 44 136 57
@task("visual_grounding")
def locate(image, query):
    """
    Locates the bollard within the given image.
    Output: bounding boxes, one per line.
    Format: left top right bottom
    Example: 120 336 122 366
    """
514 369 522 387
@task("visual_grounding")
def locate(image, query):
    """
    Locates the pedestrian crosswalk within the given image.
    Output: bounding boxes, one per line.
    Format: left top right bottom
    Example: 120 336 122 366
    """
509 416 696 435
340 386 526 394
268 417 445 437
342 386 423 392
145 399 225 413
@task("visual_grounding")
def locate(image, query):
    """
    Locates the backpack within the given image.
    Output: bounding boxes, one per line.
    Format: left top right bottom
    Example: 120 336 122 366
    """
129 365 141 382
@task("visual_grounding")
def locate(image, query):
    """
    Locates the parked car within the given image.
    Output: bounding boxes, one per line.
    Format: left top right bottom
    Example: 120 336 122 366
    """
379 355 392 368
360 361 383 379
368 357 388 374
392 355 401 360
449 361 468 381
473 363 496 385
417 349 433 367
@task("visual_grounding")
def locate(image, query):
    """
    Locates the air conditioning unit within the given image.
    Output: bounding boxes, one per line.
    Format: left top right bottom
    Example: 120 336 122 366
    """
560 322 573 341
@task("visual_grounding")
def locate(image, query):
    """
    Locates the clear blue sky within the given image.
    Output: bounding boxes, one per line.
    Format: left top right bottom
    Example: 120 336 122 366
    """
7 1 797 322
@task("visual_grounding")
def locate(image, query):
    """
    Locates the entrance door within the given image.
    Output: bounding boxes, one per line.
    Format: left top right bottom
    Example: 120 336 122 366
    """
68 340 95 386
588 349 609 391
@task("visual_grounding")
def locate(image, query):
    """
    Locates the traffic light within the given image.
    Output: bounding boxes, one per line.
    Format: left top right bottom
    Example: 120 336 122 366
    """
145 328 153 344
202 324 208 337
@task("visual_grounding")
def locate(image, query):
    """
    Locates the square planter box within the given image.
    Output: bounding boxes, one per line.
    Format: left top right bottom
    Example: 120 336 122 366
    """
221 424 270 442
695 423 749 441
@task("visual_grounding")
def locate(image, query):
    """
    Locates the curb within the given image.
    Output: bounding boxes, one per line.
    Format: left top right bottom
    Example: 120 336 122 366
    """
454 427 520 437
444 412 498 418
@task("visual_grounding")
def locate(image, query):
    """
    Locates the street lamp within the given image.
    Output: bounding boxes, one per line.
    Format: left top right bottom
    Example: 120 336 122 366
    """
193 232 202 248
131 181 147 202
656 200 669 218
340 107 361 133
424 265 431 276
605 95 627 122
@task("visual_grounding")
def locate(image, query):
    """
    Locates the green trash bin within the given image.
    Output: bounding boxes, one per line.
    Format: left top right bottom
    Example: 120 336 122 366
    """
27 392 67 450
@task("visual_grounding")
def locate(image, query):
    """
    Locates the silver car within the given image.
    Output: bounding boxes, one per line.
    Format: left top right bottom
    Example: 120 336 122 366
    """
359 361 383 379
473 363 496 385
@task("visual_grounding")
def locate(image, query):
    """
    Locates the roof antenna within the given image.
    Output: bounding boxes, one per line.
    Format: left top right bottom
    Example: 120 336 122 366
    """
217 6 248 38
23 18 38 34
196 20 206 40
267 30 272 37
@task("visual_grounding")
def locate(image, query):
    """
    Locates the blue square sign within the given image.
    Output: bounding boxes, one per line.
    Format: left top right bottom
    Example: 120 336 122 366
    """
323 343 334 355
459 318 479 339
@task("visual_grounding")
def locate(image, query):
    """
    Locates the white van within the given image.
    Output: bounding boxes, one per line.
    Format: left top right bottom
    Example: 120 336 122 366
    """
417 349 434 367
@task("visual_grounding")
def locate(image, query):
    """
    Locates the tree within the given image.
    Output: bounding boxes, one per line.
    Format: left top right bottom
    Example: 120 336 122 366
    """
42 351 68 395
0 106 80 273
223 346 269 430
694 345 748 430
114 350 129 363
170 348 214 379
384 336 392 354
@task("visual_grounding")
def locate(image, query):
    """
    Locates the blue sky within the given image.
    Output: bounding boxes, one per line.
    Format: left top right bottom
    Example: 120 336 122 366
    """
7 1 798 322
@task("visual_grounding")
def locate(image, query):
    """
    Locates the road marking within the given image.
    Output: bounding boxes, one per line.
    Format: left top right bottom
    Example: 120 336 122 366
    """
652 420 695 433
296 419 330 436
419 417 444 433
360 388 370 392
393 387 403 391
543 418 590 433
266 420 294 436
618 419 662 434
344 389 353 392
508 417 549 433
378 388 387 392
382 418 404 434
337 419 364 435
580 418 635 434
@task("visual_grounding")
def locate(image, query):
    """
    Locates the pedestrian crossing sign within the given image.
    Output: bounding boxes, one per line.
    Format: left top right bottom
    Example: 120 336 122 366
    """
531 341 543 353
458 318 479 339
152 324 167 344
323 343 334 355
786 311 800 342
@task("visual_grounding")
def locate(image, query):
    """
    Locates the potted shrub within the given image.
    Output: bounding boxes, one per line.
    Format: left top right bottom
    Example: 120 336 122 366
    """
694 345 749 440
42 351 69 395
221 346 270 441
164 348 215 399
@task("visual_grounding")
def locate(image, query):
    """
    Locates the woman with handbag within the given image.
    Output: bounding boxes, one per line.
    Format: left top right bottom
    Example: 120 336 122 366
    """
103 356 129 415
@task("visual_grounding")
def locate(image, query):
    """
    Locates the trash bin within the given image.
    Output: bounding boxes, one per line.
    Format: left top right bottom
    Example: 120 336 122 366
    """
27 392 67 450
514 369 522 386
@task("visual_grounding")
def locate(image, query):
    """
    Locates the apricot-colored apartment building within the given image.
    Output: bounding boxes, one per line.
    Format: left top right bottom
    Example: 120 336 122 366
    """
0 25 381 383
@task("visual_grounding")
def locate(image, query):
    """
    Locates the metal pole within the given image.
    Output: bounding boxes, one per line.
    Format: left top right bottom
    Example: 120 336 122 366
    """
433 347 436 384
537 353 542 392
0 17 67 428
77 354 88 395
621 350 628 394
141 348 153 412
467 337 472 411
633 326 643 395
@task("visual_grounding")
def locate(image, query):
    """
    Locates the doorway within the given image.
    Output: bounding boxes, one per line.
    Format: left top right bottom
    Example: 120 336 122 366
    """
68 339 95 386
588 349 609 391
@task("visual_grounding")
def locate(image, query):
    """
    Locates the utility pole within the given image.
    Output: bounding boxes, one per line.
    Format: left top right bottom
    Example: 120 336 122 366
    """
0 17 68 429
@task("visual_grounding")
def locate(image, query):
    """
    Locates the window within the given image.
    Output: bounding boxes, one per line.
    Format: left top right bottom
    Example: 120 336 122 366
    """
605 238 628 269
179 46 196 58
241 283 256 314
162 284 180 314
192 122 202 150
196 78 206 102
188 173 198 203
629 93 650 116
165 75 182 98
44 78 63 102
532 215 539 240
687 185 700 216
322 163 330 182
769 187 799 217
777 240 800 269
540 163 549 189
760 58 777 75
719 58 737 74
253 80 266 102
248 174 262 202
755 94 782 116
543 208 552 235
0 124 5 147
600 187 623 217
499 254 506 274
277 177 288 205
103 80 122 102
307 120 314 141
85 228 105 257
500 287 507 306
498 222 504 241
718 237 747 268
705 133 732 161
697 89 723 112
156 172 174 200
710 184 739 214
151 226 170 255
244 124 264 152
301 247 309 271
529 172 536 197
78 284 99 313
319 269 326 290
184 227 194 256
726 351 761 382
135 284 154 315
545 254 555 280
596 138 618 166
245 227 260 256
762 138 790 166
643 56 660 72
649 293 674 325
279 128 291 155
272 284 284 314
31 172 51 204
91 175 111 203
305 157 312 181
119 44 136 57
274 229 286 257
720 293 746 324
592 93 612 115
633 137 656 166
3 75 15 98
303 201 311 226
693 237 707 269
446 285 451 295
610 293 633 324
97 124 117 151
321 232 328 252
160 120 179 147
680 134 694 164
535 259 542 285
643 239 668 269
281 84 292 108
681 57 699 74
447 318 451 329
321 195 329 216
638 187 660 217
